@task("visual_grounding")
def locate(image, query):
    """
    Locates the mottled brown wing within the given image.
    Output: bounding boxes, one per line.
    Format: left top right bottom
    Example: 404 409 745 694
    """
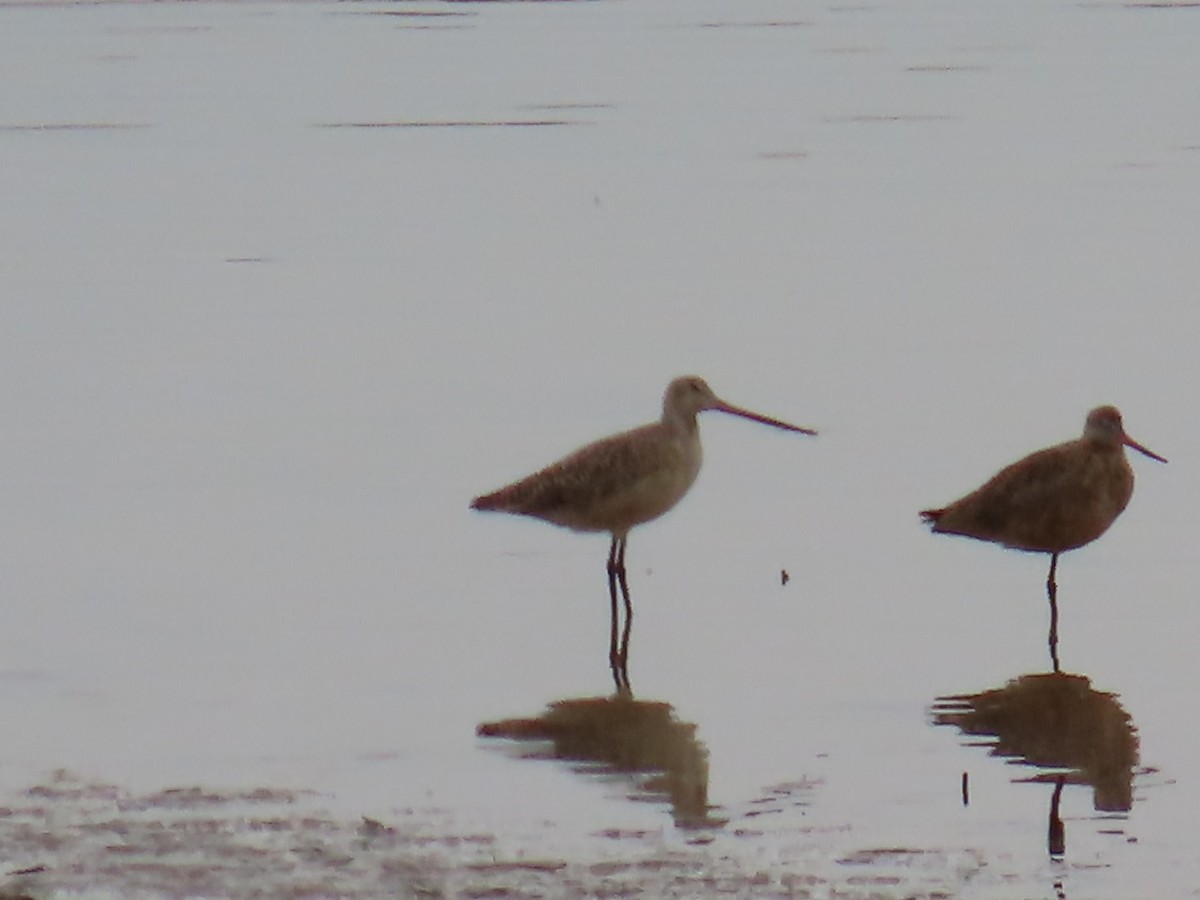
929 442 1122 552
472 424 679 522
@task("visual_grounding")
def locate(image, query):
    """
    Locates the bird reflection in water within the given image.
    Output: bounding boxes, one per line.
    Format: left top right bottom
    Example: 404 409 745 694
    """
478 695 722 829
932 672 1138 862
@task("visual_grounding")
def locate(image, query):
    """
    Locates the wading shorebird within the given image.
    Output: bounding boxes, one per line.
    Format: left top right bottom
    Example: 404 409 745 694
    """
921 406 1166 671
471 376 816 692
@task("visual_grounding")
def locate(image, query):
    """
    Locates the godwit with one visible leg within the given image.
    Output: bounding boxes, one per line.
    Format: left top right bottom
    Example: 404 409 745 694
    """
921 406 1166 671
472 376 816 692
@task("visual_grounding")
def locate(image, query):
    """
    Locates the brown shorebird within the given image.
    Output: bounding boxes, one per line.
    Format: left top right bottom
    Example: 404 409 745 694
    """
921 406 1166 671
471 376 816 692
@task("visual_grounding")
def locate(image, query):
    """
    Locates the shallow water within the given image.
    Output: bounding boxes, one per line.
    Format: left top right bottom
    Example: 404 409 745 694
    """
1 0 1198 896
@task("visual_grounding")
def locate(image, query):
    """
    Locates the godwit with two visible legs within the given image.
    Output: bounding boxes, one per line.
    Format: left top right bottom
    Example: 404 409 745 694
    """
472 376 816 692
921 406 1166 671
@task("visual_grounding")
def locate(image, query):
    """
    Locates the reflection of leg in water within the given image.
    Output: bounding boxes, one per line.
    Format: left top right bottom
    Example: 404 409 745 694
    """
1046 552 1061 674
1048 775 1066 859
1049 775 1066 898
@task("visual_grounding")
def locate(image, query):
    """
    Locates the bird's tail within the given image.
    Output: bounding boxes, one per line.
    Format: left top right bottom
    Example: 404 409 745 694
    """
470 492 502 511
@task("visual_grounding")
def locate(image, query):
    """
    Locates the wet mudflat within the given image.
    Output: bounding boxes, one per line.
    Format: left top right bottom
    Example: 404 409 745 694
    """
1 0 1199 896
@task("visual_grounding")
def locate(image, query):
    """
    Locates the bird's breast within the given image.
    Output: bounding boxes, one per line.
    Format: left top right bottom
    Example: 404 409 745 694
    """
574 433 701 535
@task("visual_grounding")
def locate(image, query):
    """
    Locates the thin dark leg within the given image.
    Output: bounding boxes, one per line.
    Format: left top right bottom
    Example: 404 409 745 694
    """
615 536 632 693
1048 775 1066 860
606 536 623 691
1047 552 1061 674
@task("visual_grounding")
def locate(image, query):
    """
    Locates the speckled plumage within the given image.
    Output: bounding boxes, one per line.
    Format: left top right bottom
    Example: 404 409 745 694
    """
472 376 814 536
470 419 701 536
921 406 1164 554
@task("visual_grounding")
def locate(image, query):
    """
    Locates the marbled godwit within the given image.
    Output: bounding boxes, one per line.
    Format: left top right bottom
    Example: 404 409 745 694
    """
921 406 1166 671
471 376 816 692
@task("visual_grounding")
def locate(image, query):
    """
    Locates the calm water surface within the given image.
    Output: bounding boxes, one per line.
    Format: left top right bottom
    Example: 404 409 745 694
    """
1 0 1198 896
